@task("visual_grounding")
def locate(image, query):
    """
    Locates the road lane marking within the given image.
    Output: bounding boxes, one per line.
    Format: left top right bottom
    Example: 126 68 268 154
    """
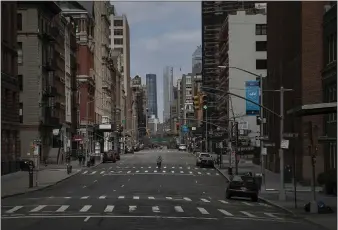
80 205 92 212
30 205 47 212
218 209 233 216
171 171 174 173
64 197 71 199
189 171 193 174
81 196 89 199
183 197 192 201
118 196 125 199
133 196 139 200
148 166 151 168
56 205 69 212
84 216 90 222
82 186 87 188
180 171 184 173
90 171 97 175
99 196 106 199
179 167 182 169
110 171 115 173
136 171 139 173
216 173 219 176
154 170 157 173
240 211 256 218
201 198 210 203
145 170 148 173
82 171 88 174
207 172 210 175
148 196 155 200
141 167 143 168
197 207 209 215
219 200 228 204
166 197 172 200
187 167 191 169
6 206 23 213
152 206 160 213
164 166 167 169
127 171 131 174
198 172 201 175
242 202 253 206
174 206 184 212
129 206 136 212
264 213 280 218
121 185 124 187
100 171 105 174
132 167 135 168
259 203 271 207
195 168 198 170
163 170 166 173
104 205 115 212
172 166 175 169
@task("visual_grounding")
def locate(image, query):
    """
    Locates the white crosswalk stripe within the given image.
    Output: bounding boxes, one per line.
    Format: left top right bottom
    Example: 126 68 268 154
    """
127 171 131 174
201 198 210 203
240 211 256 218
197 207 209 215
5 206 23 213
56 205 69 212
148 196 155 200
219 200 228 204
180 171 184 173
166 197 173 200
99 195 106 199
80 205 92 212
90 171 97 175
242 202 253 206
218 209 233 216
80 196 89 199
129 205 136 212
100 171 105 174
154 170 157 173
152 206 160 213
82 171 88 174
145 170 148 173
183 197 192 201
133 196 139 200
174 206 184 212
118 196 125 199
264 213 280 218
30 205 47 212
104 205 115 212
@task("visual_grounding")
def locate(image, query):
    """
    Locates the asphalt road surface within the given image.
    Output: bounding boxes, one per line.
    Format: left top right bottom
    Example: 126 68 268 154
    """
2 149 326 230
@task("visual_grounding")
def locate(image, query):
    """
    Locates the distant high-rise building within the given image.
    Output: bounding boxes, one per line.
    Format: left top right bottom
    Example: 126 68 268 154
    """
146 74 158 118
163 66 174 124
192 45 202 75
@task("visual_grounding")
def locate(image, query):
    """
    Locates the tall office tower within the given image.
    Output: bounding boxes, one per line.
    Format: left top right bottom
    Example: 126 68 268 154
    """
146 74 158 119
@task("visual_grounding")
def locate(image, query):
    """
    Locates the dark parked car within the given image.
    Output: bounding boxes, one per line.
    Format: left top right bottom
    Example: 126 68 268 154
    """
225 175 259 202
103 150 116 163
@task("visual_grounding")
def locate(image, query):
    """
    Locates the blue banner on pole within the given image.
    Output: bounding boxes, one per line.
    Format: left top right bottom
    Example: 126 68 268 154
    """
245 80 260 116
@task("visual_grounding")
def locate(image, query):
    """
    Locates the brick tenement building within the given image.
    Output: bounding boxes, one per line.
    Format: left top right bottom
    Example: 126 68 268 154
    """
265 1 328 183
1 1 20 175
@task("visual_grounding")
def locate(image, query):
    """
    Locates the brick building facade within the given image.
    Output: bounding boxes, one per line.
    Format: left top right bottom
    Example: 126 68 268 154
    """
1 2 20 175
265 1 328 183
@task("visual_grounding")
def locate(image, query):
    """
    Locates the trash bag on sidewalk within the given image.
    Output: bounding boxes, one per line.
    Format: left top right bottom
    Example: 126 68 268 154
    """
304 201 334 214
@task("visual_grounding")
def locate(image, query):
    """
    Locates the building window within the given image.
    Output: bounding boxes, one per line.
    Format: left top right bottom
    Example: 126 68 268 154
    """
256 41 267 51
19 103 23 123
328 33 337 63
18 75 23 91
17 13 22 30
256 24 267 35
17 42 23 64
114 20 123 27
114 29 123 36
114 38 123 45
329 143 337 169
256 59 267 69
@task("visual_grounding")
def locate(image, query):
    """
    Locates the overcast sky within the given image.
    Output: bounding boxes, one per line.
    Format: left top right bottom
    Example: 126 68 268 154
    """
112 1 201 122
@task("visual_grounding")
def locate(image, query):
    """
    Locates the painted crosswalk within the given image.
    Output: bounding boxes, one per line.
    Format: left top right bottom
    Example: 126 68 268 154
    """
24 195 271 207
82 166 218 176
1 204 288 221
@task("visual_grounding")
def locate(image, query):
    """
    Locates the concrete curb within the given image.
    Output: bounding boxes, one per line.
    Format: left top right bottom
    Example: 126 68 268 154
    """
1 169 82 199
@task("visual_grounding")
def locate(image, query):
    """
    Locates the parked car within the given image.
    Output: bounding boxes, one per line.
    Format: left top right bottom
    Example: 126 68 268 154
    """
196 153 214 167
103 150 116 163
178 144 187 151
126 146 134 154
225 174 259 202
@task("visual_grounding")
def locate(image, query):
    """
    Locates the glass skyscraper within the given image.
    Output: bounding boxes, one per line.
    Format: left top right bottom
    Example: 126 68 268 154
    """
146 74 158 118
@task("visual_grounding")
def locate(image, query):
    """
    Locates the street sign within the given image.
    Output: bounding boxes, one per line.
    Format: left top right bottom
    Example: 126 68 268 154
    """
281 139 289 149
203 105 207 110
262 147 267 155
182 125 189 133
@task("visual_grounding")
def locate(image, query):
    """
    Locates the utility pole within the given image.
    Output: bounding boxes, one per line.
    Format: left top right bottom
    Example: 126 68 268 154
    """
205 107 208 152
259 75 265 186
235 121 239 175
279 86 286 201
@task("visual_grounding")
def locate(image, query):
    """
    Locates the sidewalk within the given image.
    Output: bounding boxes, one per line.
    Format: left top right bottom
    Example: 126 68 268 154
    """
215 164 337 230
1 160 101 198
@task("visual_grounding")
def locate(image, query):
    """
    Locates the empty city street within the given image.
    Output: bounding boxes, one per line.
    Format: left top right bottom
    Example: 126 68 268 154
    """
1 150 326 230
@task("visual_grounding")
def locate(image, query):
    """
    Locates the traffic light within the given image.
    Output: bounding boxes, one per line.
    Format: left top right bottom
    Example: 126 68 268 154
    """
193 95 200 110
201 94 208 109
